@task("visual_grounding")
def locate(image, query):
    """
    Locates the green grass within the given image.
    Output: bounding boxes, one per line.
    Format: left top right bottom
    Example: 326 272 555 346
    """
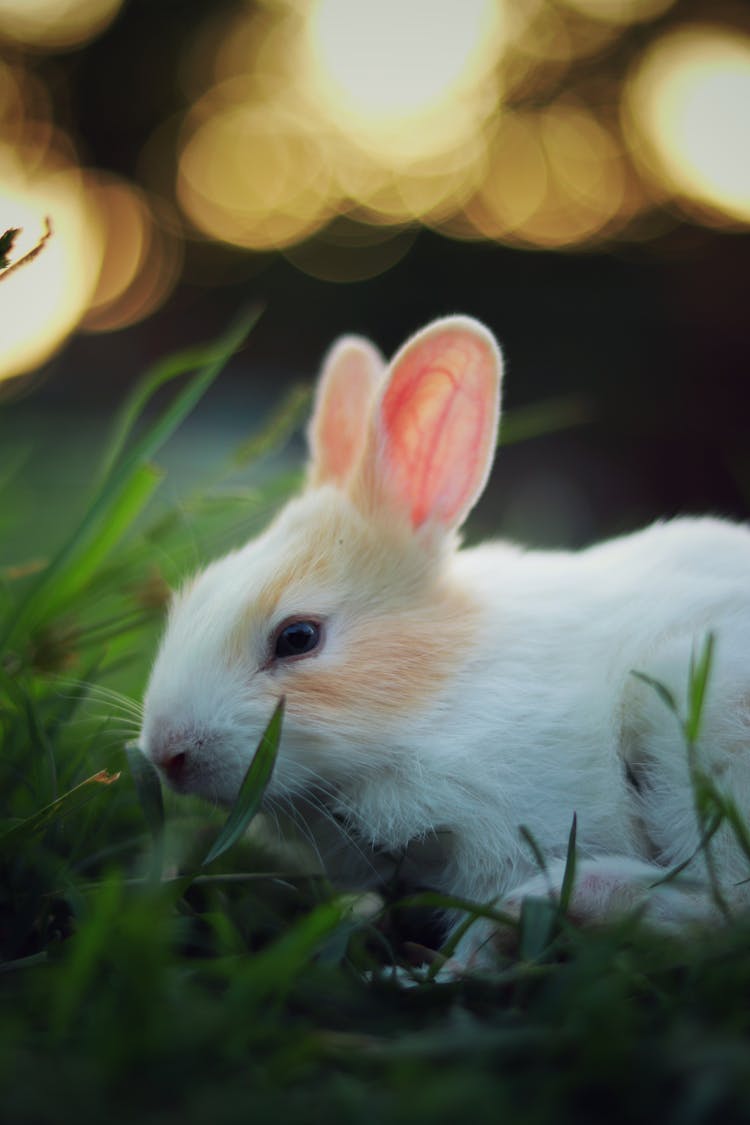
3 320 750 1124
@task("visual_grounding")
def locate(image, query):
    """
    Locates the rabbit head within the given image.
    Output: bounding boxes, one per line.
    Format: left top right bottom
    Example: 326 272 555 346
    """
140 316 503 814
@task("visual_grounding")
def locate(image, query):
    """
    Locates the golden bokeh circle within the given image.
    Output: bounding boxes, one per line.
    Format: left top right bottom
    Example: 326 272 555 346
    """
624 23 750 227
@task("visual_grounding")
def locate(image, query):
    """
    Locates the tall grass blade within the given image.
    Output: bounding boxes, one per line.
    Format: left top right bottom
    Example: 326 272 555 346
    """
558 812 578 914
519 825 550 879
31 463 163 619
648 810 723 887
397 890 516 928
630 670 679 718
716 798 750 867
231 383 312 468
202 697 284 867
0 305 262 649
432 908 485 974
633 641 731 917
51 873 122 1036
0 769 120 853
686 632 715 744
98 344 246 487
499 394 592 447
247 901 347 992
518 897 559 961
109 304 262 480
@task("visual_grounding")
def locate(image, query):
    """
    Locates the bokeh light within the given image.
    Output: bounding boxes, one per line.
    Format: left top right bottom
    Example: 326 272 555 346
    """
0 60 21 122
466 113 549 240
309 0 493 116
81 175 182 333
2 0 749 381
0 0 123 50
170 2 750 272
177 88 333 251
558 0 676 26
529 101 628 246
303 0 503 167
465 102 630 247
625 24 750 226
0 148 104 382
282 220 417 283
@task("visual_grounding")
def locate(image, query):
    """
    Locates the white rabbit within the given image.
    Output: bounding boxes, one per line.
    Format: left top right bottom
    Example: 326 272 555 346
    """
140 316 750 965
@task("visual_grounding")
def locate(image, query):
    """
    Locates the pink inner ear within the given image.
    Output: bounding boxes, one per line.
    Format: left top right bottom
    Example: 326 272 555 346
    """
381 330 497 529
318 368 370 484
309 340 382 486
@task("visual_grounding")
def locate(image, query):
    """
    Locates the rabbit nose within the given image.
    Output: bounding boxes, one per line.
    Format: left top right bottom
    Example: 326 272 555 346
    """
147 726 195 784
159 750 187 784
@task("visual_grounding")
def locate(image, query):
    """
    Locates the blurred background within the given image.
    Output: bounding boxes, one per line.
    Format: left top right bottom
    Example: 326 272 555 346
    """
0 0 748 557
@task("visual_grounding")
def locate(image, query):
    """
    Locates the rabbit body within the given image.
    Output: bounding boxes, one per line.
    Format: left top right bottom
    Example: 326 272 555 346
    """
141 317 750 959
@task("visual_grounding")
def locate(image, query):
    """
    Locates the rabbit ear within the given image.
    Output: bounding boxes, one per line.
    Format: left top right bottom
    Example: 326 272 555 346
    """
353 316 502 536
307 335 385 487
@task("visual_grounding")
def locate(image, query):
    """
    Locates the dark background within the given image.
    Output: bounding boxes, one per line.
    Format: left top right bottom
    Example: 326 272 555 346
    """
3 0 749 552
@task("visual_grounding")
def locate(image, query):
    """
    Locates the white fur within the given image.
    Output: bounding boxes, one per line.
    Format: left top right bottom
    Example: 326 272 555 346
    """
140 316 750 965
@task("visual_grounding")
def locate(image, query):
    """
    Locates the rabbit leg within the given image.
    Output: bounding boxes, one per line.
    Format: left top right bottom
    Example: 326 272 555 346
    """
449 854 720 971
500 854 718 927
624 615 750 895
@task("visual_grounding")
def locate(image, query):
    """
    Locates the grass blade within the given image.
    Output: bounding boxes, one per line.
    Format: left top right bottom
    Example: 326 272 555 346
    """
648 811 724 887
202 698 284 867
519 824 550 879
0 769 120 853
231 383 312 468
98 346 244 487
32 463 163 620
396 890 517 929
499 394 593 447
631 670 679 718
518 897 559 961
109 304 262 482
249 901 348 986
686 632 715 745
0 305 262 649
558 813 578 915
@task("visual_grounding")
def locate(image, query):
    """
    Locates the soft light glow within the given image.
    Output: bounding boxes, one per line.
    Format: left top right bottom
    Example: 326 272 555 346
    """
310 0 492 117
283 221 417 283
0 0 123 49
625 25 750 225
531 102 626 245
178 92 332 250
304 0 503 165
559 0 675 25
466 103 628 247
0 149 104 382
173 1 640 255
84 177 146 313
511 1 617 67
81 176 181 333
355 133 489 225
0 61 20 118
466 114 548 238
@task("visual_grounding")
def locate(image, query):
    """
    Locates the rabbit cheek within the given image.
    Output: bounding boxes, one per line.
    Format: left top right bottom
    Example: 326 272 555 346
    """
282 596 479 727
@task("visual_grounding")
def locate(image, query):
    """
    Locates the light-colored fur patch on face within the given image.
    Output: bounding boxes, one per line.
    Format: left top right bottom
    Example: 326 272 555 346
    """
284 584 478 727
228 486 480 726
142 483 482 808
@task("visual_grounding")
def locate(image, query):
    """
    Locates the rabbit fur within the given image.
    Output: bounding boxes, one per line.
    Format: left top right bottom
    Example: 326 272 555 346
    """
140 316 750 964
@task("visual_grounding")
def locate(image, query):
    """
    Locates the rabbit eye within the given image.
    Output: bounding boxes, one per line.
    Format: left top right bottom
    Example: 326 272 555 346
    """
273 619 322 661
